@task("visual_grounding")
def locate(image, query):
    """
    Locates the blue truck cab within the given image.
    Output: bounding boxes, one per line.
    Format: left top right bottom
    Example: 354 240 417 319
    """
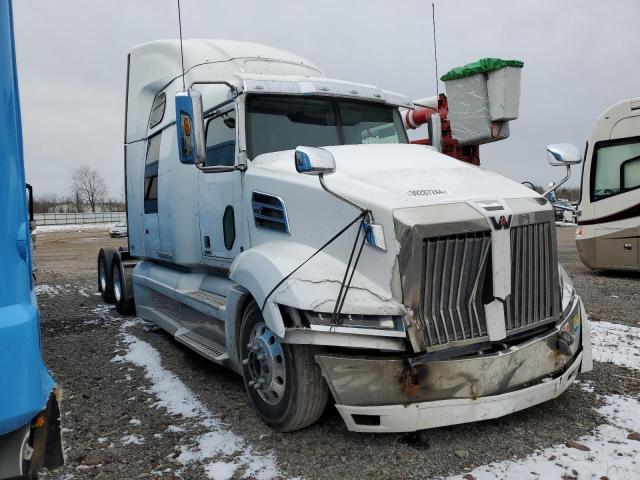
0 1 63 477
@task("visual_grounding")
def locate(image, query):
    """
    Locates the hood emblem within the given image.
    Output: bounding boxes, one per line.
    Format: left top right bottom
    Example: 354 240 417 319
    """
490 214 512 230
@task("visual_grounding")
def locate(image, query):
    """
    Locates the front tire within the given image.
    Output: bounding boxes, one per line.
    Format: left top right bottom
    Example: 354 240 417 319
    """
239 301 328 432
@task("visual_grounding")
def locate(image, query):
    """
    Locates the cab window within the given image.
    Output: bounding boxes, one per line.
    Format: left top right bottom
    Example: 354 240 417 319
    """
592 137 640 201
205 110 236 167
144 133 161 213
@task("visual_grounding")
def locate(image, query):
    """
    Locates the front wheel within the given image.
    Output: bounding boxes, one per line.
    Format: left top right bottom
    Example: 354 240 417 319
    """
239 301 328 432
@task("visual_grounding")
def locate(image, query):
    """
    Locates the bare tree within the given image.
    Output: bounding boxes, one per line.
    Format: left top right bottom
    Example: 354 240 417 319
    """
33 193 61 213
71 165 107 213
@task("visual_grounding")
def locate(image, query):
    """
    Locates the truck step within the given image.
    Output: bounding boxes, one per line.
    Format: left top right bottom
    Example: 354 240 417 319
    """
184 289 226 309
175 328 228 363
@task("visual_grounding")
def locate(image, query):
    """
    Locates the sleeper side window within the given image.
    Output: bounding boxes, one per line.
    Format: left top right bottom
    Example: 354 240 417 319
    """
144 133 161 213
205 110 236 167
148 92 166 129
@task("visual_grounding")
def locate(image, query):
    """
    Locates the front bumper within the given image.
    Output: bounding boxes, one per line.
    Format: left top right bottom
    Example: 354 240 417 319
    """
317 296 590 433
335 351 582 433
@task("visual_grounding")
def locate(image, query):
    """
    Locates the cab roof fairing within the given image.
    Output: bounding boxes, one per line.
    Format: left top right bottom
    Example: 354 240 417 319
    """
236 74 413 109
126 39 414 143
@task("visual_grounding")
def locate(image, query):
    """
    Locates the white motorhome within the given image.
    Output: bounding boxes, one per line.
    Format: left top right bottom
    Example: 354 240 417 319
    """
576 98 640 271
97 40 592 433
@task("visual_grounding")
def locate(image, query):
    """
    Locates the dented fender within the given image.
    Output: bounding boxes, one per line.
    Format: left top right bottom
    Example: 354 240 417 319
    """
230 240 403 338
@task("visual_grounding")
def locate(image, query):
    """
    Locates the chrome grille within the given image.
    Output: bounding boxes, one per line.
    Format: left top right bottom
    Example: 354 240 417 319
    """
506 222 558 332
419 231 491 349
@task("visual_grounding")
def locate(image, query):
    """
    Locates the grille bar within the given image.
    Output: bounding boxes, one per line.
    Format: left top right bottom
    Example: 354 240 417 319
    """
507 222 556 331
420 231 491 348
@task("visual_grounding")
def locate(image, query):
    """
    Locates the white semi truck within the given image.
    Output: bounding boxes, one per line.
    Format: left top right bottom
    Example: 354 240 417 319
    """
97 39 592 433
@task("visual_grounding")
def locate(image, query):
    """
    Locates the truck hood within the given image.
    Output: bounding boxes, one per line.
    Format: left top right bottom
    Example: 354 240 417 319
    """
251 143 541 210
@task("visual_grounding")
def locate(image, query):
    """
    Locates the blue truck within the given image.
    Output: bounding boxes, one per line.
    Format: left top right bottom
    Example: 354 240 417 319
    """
0 1 63 477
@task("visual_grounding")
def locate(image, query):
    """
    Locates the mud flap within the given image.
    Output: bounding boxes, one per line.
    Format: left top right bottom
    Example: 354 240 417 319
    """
27 390 64 475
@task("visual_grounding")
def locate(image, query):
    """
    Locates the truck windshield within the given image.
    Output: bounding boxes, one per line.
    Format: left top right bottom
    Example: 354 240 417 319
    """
246 95 408 159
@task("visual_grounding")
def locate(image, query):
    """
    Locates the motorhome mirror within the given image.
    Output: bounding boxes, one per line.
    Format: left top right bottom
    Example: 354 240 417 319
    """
546 143 582 166
294 146 336 176
175 90 206 165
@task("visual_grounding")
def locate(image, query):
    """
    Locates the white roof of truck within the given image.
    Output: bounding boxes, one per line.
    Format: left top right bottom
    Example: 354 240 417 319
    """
126 39 411 143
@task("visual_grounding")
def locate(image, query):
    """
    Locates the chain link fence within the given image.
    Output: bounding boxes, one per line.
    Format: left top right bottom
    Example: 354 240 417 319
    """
34 212 126 226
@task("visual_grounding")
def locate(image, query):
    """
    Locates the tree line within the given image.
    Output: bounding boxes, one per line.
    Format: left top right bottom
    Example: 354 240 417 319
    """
33 165 125 214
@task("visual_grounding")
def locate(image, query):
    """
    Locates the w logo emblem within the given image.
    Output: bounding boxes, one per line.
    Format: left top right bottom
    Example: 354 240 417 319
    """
490 215 512 230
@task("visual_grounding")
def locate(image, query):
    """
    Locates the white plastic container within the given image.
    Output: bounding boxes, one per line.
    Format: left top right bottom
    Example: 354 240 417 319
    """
444 66 521 145
487 66 521 121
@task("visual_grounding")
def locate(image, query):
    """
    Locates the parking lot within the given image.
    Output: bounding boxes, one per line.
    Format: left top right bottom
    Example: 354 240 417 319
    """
34 225 639 480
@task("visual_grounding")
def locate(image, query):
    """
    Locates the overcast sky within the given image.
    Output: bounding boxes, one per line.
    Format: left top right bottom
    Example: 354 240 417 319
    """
13 0 639 199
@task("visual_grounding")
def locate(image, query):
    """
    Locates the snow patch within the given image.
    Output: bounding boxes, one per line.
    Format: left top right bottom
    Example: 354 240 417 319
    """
445 321 640 479
205 461 239 480
445 393 640 480
33 222 113 234
591 321 640 370
120 434 143 445
113 325 281 479
129 418 142 426
34 284 66 296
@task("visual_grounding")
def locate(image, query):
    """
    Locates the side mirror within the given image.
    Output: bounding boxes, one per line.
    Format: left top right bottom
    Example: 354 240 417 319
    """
543 143 581 197
175 90 205 165
294 146 336 176
546 143 582 166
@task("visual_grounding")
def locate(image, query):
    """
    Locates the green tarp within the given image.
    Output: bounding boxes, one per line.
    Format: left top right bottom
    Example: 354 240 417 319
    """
440 58 524 82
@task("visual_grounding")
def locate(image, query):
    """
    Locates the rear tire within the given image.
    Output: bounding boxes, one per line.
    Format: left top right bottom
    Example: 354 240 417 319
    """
97 247 117 303
112 255 135 316
239 301 328 432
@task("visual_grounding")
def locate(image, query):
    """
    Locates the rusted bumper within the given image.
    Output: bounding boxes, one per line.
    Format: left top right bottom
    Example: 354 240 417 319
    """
316 297 587 432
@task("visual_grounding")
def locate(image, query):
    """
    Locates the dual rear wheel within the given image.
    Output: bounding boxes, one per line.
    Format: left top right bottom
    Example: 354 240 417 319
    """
97 248 135 315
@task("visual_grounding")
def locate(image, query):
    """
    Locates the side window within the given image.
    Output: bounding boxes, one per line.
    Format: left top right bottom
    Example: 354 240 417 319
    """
144 133 161 213
205 110 236 167
148 92 166 129
592 138 640 201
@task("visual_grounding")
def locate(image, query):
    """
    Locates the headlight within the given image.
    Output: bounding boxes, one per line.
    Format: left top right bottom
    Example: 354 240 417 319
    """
558 299 581 356
558 264 574 312
302 310 401 331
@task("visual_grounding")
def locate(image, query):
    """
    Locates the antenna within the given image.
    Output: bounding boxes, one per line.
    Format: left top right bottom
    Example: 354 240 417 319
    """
432 2 439 98
177 0 186 91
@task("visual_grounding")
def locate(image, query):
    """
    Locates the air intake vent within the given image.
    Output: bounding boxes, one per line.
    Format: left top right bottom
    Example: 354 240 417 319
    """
252 192 289 234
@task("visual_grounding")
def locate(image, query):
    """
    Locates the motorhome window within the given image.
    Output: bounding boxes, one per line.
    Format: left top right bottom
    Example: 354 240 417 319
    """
592 138 640 201
205 110 236 167
148 92 166 129
246 95 408 159
146 133 161 165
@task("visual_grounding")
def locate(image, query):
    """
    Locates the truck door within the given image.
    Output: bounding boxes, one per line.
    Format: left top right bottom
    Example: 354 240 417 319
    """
143 133 161 252
198 107 242 262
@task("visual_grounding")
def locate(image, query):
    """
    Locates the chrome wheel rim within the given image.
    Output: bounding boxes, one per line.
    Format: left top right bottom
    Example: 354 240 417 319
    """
113 268 122 302
245 322 286 405
99 259 107 292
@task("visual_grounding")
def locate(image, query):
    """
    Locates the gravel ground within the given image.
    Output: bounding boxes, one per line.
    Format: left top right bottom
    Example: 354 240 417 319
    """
34 226 640 480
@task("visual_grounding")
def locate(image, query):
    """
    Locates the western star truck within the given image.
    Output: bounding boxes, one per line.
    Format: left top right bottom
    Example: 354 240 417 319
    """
0 0 63 476
97 40 592 433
